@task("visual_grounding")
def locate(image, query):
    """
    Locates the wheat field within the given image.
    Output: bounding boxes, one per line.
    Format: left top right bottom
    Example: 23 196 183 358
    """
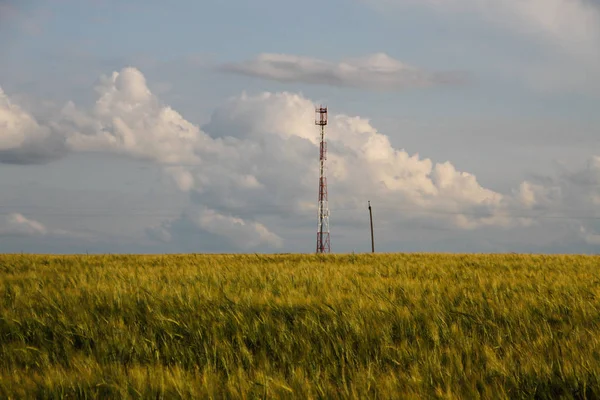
1 253 599 399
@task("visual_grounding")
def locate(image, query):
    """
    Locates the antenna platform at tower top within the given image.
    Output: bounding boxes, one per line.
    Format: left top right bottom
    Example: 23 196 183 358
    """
315 106 328 126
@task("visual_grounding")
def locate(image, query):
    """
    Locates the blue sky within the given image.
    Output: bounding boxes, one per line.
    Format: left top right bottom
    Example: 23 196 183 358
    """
1 0 600 253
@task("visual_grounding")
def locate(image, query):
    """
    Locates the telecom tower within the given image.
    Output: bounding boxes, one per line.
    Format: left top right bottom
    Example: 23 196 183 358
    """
315 106 331 254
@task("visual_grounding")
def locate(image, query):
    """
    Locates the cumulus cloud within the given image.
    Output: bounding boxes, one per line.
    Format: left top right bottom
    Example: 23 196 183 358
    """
0 67 545 248
3 66 600 250
191 89 533 233
219 53 467 90
191 207 283 250
510 156 600 248
0 87 68 164
0 70 284 250
518 157 600 210
146 207 283 250
63 67 204 165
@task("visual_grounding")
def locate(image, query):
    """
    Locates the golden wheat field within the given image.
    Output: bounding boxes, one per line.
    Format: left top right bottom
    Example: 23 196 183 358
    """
1 253 600 399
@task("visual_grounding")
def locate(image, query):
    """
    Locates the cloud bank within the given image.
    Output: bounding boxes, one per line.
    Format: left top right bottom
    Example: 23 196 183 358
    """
1 67 599 251
219 53 467 90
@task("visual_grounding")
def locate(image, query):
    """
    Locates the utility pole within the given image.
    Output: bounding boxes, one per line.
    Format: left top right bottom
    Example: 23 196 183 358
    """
368 201 374 253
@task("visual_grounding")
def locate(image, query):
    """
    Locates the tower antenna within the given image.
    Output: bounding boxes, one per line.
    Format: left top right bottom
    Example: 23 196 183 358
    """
315 105 330 254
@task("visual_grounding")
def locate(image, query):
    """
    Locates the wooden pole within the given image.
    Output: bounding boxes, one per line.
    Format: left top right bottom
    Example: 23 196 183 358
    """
368 201 374 253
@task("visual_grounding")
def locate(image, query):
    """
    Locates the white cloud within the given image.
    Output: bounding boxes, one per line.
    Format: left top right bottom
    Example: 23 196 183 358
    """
0 69 284 250
518 156 600 210
219 53 467 90
193 89 533 233
0 87 47 149
63 67 203 165
0 67 540 245
145 223 173 243
0 86 68 164
146 207 283 250
3 66 600 250
0 213 48 237
514 181 561 209
580 225 600 246
191 207 283 250
513 156 600 246
165 166 195 192
0 213 81 239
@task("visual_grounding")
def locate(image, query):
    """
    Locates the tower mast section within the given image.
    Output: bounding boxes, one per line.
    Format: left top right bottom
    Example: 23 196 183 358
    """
315 106 330 254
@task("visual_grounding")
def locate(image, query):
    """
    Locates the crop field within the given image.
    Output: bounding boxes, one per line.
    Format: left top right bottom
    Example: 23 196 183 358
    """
1 253 600 399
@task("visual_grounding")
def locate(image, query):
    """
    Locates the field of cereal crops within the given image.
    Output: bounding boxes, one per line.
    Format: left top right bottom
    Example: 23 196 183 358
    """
1 253 600 399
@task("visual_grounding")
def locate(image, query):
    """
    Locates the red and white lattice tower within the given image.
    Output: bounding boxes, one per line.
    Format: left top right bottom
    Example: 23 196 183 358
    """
315 106 331 254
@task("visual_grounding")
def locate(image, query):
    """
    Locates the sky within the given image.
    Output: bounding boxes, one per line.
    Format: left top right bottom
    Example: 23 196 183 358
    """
1 0 600 254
